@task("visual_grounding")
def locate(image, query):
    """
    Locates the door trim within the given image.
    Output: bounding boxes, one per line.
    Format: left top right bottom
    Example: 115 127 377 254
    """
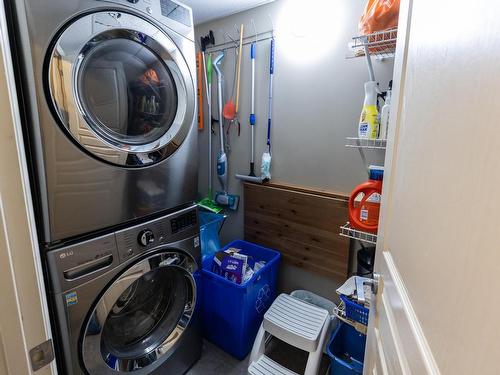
377 251 440 374
0 2 56 373
367 251 440 375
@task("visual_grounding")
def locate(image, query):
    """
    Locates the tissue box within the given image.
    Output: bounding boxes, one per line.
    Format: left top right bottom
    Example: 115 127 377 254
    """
212 248 248 284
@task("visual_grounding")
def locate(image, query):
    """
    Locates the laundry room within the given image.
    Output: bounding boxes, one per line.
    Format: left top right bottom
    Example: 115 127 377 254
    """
0 0 499 374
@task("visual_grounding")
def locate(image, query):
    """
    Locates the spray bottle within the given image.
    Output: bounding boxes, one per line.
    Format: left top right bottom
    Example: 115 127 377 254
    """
379 80 392 140
358 81 379 139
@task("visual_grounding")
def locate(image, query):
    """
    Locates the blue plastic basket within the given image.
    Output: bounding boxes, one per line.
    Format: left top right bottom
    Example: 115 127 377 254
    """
327 322 367 375
201 240 280 359
199 212 225 260
340 295 369 325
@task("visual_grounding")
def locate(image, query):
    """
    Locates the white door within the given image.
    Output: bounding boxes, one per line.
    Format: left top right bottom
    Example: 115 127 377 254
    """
365 0 500 374
0 4 56 375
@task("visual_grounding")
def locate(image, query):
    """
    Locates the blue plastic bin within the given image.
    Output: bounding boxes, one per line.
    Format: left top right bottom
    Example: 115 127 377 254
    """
199 212 225 260
327 322 367 375
340 295 369 325
201 240 280 359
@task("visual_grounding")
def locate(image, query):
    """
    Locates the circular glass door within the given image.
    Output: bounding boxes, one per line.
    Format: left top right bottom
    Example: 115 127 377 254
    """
82 251 197 373
48 12 195 167
77 38 178 146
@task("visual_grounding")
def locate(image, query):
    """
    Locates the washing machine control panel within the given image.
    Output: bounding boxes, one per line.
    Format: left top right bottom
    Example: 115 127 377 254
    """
138 229 155 246
47 206 199 293
115 206 198 262
46 233 121 294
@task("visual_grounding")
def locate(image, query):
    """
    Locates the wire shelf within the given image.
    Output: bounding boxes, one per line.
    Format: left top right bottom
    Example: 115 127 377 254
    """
345 137 387 150
350 28 398 59
339 222 377 244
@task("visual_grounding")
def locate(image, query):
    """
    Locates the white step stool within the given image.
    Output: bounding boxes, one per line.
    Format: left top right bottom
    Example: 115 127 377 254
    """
248 293 330 375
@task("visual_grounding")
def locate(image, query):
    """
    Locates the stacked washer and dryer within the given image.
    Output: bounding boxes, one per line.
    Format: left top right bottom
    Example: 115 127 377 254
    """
9 0 202 373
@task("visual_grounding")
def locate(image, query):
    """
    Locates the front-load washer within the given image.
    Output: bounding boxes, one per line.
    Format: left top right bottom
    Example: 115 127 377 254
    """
9 0 198 245
46 205 202 374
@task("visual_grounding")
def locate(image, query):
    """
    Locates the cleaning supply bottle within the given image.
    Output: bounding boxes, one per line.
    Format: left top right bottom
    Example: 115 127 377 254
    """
379 80 392 140
358 81 379 139
349 166 384 233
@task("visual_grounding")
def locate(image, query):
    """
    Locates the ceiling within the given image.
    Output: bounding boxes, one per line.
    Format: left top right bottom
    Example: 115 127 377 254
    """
182 0 274 25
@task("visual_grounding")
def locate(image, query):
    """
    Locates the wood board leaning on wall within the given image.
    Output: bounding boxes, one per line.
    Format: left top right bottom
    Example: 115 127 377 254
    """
243 182 349 281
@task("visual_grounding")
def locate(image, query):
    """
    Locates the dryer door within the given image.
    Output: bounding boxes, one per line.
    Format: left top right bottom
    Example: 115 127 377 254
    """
48 11 195 167
81 250 197 373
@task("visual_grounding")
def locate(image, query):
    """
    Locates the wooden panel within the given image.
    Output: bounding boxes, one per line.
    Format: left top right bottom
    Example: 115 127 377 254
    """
243 182 349 281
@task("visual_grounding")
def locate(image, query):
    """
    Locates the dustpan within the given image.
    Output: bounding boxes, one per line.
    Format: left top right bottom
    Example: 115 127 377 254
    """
223 100 236 120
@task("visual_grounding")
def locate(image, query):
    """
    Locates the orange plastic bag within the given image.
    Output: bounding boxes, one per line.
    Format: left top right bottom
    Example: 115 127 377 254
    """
359 0 400 35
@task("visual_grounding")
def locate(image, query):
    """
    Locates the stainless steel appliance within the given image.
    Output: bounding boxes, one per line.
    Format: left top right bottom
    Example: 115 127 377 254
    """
47 205 202 374
10 0 198 244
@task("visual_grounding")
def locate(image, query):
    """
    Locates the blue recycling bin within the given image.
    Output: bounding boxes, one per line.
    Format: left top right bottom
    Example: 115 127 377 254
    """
327 322 367 375
201 240 280 359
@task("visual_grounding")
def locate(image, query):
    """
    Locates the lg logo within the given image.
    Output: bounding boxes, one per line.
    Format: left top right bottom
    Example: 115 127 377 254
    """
59 250 74 259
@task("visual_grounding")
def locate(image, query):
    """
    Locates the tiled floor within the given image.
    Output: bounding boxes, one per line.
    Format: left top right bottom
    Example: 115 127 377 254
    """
187 339 331 375
187 340 249 375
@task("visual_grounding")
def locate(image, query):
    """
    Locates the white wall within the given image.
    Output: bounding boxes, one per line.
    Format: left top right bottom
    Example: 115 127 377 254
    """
196 0 393 297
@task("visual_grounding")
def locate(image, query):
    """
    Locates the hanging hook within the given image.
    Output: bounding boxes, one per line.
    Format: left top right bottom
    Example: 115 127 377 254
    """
225 32 238 48
268 14 275 37
220 28 227 51
251 19 258 44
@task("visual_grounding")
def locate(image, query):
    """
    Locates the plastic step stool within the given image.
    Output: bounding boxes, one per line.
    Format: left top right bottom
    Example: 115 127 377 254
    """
248 354 298 375
248 293 330 375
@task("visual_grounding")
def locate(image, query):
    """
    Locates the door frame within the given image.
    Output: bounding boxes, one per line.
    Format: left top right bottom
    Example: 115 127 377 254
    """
0 2 56 374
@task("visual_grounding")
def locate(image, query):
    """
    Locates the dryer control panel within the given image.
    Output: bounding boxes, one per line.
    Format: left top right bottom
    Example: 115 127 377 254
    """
102 0 194 40
159 0 192 27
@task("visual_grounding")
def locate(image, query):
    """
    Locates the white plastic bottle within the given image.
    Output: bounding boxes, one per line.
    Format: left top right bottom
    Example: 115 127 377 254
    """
358 81 379 139
379 88 391 140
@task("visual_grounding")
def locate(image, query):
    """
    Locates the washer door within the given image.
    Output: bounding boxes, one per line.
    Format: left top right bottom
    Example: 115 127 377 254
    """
82 251 197 373
48 11 195 167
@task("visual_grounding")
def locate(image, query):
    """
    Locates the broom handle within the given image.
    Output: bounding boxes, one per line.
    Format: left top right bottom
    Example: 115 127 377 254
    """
267 38 274 151
235 24 244 113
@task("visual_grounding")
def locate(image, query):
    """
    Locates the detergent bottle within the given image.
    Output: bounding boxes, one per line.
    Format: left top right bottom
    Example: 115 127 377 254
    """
358 81 379 139
349 166 384 233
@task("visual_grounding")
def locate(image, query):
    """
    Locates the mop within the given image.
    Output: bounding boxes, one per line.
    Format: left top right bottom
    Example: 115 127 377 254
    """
197 31 223 213
213 52 240 210
236 31 275 183
261 35 275 181
235 30 261 183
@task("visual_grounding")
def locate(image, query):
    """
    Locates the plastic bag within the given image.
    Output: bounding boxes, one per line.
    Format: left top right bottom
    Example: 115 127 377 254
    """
359 0 400 35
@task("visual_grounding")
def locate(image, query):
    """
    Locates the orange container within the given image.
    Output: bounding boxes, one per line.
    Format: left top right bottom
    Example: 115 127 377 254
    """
349 166 384 233
359 0 400 35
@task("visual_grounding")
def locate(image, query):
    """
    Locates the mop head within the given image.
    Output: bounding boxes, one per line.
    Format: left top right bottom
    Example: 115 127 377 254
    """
197 197 223 213
261 152 272 181
215 192 240 211
235 174 263 183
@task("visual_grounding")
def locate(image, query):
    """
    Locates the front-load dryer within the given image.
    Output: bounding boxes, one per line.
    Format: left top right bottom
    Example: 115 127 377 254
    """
9 0 198 245
46 205 202 374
